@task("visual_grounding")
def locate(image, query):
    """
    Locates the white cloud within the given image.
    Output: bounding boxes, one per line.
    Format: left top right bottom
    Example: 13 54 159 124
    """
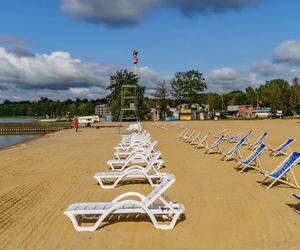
206 67 262 92
2 39 300 101
60 0 261 27
0 46 166 101
273 40 300 65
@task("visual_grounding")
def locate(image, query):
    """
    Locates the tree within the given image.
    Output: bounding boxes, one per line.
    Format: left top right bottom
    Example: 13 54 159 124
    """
204 92 222 111
106 69 149 120
257 79 290 112
290 79 300 114
245 87 257 106
224 90 247 106
170 70 207 105
152 81 169 120
293 77 299 85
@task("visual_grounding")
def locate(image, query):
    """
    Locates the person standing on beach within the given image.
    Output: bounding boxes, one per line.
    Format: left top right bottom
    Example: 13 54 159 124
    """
73 118 79 132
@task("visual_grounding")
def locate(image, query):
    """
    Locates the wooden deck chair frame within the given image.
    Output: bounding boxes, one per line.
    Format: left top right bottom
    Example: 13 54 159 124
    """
213 129 227 138
181 129 194 140
189 132 202 145
184 130 197 142
249 132 268 150
237 144 266 174
292 194 300 214
269 139 295 157
178 128 190 139
227 132 242 143
205 134 226 155
222 131 252 161
194 132 210 149
260 152 300 189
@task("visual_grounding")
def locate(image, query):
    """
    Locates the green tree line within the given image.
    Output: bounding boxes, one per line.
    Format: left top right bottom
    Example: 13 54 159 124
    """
1 69 300 119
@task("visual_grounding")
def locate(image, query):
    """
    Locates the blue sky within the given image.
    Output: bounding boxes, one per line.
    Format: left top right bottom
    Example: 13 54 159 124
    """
0 0 300 100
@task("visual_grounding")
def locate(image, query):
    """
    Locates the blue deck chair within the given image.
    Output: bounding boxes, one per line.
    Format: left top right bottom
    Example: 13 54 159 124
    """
222 137 246 161
205 134 227 154
269 138 295 157
292 194 300 214
226 132 242 143
260 152 300 189
293 193 300 200
222 131 253 161
238 144 266 173
249 132 268 150
214 129 229 138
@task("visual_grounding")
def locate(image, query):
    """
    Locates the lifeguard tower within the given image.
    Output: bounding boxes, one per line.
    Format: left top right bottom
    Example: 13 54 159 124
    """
118 84 140 133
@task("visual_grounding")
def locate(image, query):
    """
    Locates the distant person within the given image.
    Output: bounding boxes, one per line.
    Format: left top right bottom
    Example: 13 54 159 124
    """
73 118 79 132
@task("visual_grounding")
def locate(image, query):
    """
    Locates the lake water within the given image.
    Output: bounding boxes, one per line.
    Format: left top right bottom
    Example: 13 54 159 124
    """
0 118 40 149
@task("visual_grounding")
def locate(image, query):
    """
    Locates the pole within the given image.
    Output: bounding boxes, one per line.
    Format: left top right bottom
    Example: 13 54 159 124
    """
222 94 224 112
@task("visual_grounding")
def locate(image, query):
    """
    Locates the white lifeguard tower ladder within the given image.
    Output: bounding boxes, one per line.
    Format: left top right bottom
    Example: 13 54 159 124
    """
118 84 140 133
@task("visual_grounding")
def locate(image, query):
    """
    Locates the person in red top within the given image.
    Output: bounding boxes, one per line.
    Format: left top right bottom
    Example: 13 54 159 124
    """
73 118 79 132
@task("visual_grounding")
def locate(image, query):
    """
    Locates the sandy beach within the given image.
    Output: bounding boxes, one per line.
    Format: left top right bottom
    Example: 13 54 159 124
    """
1 120 300 249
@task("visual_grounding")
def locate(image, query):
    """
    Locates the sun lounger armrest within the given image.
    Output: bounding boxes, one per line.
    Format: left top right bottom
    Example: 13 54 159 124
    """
112 192 146 202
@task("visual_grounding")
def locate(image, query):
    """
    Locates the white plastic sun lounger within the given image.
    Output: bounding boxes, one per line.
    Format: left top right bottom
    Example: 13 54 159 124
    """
95 157 166 189
120 131 149 143
108 151 163 171
122 128 144 138
260 152 300 189
268 138 295 157
114 141 158 159
115 137 152 153
64 174 185 231
237 143 266 174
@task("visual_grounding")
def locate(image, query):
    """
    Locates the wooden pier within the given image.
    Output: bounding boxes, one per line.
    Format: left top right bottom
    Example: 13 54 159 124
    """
0 122 72 135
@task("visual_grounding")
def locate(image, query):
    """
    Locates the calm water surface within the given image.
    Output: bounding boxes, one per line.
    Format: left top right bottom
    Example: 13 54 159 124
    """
0 118 40 149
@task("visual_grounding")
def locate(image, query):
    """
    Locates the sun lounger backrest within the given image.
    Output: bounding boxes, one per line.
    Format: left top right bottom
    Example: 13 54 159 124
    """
144 174 176 206
146 152 161 167
242 143 266 165
275 138 294 152
271 152 300 178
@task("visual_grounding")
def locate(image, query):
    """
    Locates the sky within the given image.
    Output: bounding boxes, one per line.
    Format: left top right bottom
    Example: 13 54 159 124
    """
0 0 300 101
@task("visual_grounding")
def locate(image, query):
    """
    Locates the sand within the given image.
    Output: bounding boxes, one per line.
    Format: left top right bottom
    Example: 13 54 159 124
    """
1 119 300 249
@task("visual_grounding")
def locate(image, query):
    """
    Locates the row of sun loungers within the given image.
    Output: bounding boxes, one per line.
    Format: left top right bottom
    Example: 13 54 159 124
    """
178 126 300 211
64 123 185 231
